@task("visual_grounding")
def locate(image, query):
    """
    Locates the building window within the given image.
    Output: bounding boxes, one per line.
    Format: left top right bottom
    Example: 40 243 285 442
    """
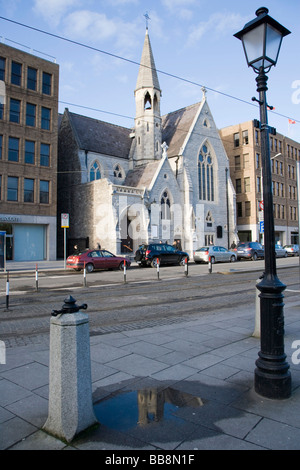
42 72 52 95
0 57 5 80
40 180 49 204
198 144 214 201
242 130 249 145
7 176 18 201
40 143 50 167
25 140 35 164
0 101 3 120
244 153 249 168
256 176 261 194
236 178 241 194
8 137 19 162
41 107 51 130
256 153 260 169
245 201 251 217
27 67 37 91
235 155 241 170
244 177 250 193
0 175 1 200
113 164 123 179
0 135 2 160
24 178 34 203
161 191 171 220
26 103 36 127
236 202 243 217
11 61 22 86
255 130 259 146
234 133 240 147
9 98 21 123
90 161 101 181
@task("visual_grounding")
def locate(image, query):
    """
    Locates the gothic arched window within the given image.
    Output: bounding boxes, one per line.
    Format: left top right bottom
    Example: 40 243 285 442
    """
113 164 123 179
198 144 214 201
161 190 171 220
144 92 152 110
90 161 101 182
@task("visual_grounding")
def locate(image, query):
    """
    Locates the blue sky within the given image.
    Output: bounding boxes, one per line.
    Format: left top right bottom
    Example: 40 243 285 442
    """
0 0 299 139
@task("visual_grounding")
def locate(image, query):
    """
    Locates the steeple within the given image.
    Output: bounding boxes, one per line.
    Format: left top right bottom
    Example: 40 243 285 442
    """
135 28 161 93
133 29 162 165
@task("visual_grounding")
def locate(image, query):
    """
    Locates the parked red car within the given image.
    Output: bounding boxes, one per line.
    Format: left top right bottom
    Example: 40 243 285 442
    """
66 249 131 273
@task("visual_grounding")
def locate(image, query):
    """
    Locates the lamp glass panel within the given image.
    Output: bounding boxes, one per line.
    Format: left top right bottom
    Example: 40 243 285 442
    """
265 24 283 65
242 24 265 67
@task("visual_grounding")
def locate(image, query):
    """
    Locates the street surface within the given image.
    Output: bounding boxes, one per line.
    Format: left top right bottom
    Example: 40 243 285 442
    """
0 258 299 347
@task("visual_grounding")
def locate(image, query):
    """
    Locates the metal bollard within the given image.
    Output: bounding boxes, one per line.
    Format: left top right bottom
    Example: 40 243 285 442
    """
5 271 9 309
83 262 87 287
185 257 188 277
208 256 212 274
35 264 38 291
123 259 127 283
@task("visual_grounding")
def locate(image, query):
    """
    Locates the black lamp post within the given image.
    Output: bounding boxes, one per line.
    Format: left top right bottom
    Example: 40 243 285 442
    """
234 7 292 399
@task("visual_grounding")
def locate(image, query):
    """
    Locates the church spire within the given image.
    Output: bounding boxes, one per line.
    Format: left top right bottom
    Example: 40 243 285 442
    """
132 28 162 166
135 28 161 93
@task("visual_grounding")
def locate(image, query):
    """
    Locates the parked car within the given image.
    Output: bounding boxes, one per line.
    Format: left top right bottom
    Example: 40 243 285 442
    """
194 246 237 264
235 242 264 261
66 249 131 273
283 244 299 256
134 243 189 267
275 246 288 258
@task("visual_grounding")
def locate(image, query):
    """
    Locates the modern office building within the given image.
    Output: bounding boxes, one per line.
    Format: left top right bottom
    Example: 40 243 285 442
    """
0 42 59 261
220 120 300 246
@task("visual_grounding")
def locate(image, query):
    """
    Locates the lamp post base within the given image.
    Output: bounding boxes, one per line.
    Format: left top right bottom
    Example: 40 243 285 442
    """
255 275 292 400
255 364 291 400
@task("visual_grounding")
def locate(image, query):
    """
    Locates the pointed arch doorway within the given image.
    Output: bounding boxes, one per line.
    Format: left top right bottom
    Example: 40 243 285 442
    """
121 216 133 254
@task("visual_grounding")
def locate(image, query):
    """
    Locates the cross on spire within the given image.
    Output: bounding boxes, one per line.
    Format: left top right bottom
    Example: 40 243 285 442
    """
144 12 150 29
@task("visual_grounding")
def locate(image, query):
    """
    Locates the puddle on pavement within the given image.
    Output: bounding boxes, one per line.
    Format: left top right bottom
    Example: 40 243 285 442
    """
94 387 204 431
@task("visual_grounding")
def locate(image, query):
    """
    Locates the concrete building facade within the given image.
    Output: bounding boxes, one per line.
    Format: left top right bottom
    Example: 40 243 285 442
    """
0 42 59 261
220 120 300 246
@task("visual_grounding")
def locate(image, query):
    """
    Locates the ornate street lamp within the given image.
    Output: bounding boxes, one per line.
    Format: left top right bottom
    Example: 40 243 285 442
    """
234 7 291 399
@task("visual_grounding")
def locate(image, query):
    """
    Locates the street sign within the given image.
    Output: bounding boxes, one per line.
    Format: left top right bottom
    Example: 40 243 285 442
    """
260 221 264 233
61 213 69 228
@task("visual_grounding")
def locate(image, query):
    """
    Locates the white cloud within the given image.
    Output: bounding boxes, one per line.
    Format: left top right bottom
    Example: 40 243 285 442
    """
187 12 246 46
33 0 82 26
64 10 118 41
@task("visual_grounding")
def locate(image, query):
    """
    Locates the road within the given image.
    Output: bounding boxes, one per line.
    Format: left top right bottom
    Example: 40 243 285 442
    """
0 258 299 346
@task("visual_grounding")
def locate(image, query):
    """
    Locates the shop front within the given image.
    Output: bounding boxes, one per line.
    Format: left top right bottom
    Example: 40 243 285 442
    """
0 214 56 261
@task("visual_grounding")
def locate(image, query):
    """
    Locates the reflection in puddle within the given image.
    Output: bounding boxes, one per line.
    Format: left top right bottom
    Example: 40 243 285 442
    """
94 387 203 431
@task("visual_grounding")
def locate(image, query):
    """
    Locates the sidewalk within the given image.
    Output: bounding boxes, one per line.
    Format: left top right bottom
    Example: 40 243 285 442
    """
1 296 300 450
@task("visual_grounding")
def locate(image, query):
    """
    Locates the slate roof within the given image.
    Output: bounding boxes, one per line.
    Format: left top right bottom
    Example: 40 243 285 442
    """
66 110 132 159
162 102 201 157
60 100 202 163
124 161 160 188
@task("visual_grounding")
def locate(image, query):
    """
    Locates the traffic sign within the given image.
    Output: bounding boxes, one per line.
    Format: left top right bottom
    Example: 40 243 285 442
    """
61 213 69 228
259 201 264 211
259 221 264 233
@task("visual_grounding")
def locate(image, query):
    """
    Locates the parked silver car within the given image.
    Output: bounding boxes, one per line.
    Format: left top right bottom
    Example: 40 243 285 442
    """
283 244 299 256
194 246 237 264
275 246 288 258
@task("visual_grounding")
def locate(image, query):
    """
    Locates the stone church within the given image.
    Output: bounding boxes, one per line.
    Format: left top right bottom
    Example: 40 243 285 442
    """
57 28 237 258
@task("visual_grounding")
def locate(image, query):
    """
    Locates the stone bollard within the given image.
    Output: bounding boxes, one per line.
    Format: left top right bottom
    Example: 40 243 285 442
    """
43 296 98 443
253 273 264 338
